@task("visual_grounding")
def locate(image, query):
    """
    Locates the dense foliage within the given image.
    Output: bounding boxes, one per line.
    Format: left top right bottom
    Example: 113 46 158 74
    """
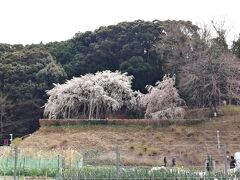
0 44 66 135
46 20 166 92
1 19 240 134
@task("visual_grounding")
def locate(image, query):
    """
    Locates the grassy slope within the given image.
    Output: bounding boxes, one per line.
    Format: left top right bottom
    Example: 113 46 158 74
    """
19 106 240 169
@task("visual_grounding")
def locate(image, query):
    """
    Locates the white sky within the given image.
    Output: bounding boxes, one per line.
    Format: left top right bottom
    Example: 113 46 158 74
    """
0 0 239 45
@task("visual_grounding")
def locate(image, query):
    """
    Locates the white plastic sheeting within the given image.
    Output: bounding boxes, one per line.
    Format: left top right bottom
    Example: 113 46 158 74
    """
234 152 240 169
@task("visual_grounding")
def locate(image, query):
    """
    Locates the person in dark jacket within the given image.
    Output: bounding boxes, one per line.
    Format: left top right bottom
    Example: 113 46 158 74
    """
163 157 167 167
172 158 176 167
230 156 236 169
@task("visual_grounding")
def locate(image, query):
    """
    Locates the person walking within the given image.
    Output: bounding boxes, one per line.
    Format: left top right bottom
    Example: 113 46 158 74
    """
163 157 167 167
230 156 236 169
172 158 176 167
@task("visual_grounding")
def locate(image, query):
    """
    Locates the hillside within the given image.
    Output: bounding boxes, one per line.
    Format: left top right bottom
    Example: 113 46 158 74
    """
1 19 240 136
0 20 199 135
18 112 240 170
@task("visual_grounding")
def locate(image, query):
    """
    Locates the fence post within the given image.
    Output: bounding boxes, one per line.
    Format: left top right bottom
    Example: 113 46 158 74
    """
116 145 120 180
57 154 62 180
23 157 25 170
217 130 220 150
13 146 18 180
223 144 228 178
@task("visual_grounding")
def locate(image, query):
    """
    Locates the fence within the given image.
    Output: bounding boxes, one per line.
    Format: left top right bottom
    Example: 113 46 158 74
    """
0 143 239 179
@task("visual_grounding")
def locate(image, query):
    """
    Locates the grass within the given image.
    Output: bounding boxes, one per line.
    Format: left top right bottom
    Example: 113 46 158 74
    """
17 105 240 168
1 105 239 178
0 167 57 177
61 166 240 180
185 105 240 119
18 123 240 167
219 105 240 116
0 165 239 179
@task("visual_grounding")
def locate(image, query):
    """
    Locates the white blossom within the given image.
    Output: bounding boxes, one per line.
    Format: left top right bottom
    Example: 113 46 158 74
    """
44 70 138 119
141 75 185 120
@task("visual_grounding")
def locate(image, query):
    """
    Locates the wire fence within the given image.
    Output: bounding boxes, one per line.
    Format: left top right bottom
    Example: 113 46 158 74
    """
0 143 239 179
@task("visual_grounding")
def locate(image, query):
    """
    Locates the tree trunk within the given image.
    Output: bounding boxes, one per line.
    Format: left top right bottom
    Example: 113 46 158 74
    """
96 105 99 119
68 107 71 119
229 81 232 105
83 103 86 117
88 105 92 120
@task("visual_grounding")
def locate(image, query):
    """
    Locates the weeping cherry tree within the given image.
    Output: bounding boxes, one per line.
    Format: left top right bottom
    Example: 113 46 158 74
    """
44 70 138 119
141 74 185 120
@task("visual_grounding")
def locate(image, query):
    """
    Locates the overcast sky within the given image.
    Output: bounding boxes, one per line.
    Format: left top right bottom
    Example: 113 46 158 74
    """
0 0 239 45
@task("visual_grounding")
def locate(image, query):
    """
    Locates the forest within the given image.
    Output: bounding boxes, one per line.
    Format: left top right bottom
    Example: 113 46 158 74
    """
1 19 240 135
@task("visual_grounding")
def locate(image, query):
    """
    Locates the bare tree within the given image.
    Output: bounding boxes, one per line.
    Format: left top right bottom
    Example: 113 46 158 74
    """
155 21 240 112
155 21 202 74
179 30 240 112
223 53 240 104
